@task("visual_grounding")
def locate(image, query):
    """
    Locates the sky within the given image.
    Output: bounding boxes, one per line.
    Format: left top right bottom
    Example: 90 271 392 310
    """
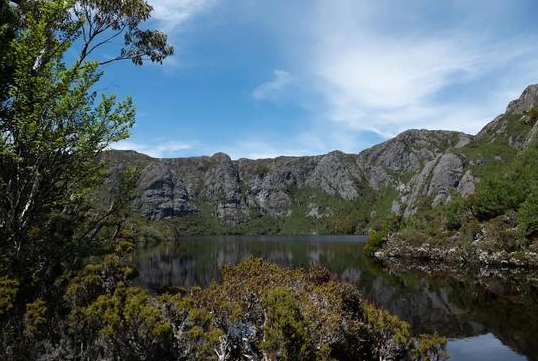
106 0 538 159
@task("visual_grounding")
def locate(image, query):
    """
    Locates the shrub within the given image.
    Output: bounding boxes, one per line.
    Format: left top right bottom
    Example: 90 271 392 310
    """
443 196 469 230
412 334 448 361
195 258 447 361
25 299 47 335
4 255 449 361
518 188 538 237
260 287 314 360
364 230 387 254
0 277 19 316
474 176 527 220
461 219 481 242
398 226 432 246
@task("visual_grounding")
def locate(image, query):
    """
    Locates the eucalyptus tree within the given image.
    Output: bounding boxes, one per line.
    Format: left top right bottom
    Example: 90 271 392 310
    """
0 0 173 287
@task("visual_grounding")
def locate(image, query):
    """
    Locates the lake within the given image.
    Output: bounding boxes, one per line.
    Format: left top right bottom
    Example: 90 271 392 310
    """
134 235 538 361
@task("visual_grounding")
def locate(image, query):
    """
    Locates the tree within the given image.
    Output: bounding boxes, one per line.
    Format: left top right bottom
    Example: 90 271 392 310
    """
0 0 173 288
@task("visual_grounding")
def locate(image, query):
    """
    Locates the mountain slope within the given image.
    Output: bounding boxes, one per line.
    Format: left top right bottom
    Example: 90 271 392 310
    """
105 84 538 237
105 129 471 234
372 84 538 268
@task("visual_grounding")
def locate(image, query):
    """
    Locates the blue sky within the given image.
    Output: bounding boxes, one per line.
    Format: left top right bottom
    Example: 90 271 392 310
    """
105 0 538 159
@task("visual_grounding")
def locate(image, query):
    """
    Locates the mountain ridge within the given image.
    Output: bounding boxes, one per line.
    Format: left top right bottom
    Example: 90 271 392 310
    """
105 84 538 235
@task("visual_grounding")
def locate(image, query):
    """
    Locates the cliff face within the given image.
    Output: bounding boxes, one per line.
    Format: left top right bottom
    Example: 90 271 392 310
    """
105 84 538 229
105 130 469 225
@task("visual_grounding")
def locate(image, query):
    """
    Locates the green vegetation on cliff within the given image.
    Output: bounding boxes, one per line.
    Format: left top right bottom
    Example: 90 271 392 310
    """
370 109 538 264
137 186 386 237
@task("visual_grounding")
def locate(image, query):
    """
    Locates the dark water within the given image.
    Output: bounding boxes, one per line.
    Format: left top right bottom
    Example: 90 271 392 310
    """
134 235 538 361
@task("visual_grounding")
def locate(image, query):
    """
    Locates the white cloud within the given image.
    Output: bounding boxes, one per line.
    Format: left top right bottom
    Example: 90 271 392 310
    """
111 140 193 158
286 0 538 138
313 34 538 136
149 0 216 30
252 69 295 101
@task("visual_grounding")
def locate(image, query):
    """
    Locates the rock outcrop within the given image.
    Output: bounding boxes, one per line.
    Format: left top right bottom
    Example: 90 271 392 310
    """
506 84 538 114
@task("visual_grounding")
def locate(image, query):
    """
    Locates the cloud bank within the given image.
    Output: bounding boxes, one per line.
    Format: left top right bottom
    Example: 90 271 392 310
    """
295 1 538 137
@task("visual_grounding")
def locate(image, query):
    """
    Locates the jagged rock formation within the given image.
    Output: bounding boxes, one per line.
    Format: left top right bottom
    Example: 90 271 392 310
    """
506 84 538 114
105 130 469 225
105 84 538 229
477 84 538 148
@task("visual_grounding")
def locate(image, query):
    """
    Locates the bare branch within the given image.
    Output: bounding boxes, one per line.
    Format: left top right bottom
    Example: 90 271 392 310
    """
83 24 127 60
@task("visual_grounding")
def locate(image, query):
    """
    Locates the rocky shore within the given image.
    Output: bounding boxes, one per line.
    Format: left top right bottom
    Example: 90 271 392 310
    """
374 234 538 269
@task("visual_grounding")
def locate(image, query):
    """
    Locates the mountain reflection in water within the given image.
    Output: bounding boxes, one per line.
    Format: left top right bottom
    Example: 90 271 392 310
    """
134 235 538 361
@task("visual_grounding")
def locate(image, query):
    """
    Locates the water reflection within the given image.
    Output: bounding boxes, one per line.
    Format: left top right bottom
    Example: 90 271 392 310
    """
134 235 538 361
447 334 527 361
135 235 366 289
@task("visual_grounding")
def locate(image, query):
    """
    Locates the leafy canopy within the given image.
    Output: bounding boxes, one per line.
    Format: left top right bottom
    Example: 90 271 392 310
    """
0 0 172 286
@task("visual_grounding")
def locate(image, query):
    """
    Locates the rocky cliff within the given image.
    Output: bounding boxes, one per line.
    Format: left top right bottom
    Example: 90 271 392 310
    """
105 84 538 233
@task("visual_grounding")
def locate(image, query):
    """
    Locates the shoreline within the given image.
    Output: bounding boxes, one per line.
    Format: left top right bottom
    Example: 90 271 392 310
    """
373 235 538 269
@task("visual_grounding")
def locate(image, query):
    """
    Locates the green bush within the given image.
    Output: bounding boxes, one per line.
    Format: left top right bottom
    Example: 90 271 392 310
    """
24 299 47 335
364 230 387 254
474 175 528 220
0 277 18 317
443 196 469 230
518 188 538 237
398 226 425 245
412 334 448 361
260 287 314 360
461 219 481 242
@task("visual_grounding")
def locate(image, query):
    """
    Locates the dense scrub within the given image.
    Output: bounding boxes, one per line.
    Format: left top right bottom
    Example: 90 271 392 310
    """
1 248 447 360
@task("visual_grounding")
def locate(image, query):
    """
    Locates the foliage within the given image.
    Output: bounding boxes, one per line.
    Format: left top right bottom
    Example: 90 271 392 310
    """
412 334 448 361
518 188 538 238
62 243 219 360
0 0 172 358
0 0 172 288
0 254 449 360
471 145 538 221
64 242 136 309
0 276 19 316
192 258 446 361
363 303 411 346
364 230 387 254
364 214 403 254
260 287 314 360
464 145 538 248
473 176 527 220
24 299 47 335
443 196 470 230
